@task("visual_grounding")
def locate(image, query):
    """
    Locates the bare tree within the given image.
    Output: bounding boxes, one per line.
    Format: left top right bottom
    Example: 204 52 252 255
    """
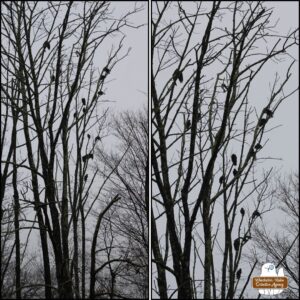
151 1 298 298
95 108 149 298
1 1 144 299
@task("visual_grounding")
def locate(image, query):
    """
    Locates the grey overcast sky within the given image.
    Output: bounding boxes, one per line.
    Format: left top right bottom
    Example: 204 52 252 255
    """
105 2 147 112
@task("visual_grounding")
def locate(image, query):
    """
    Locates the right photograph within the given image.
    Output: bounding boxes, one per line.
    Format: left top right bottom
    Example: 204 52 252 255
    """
151 1 299 299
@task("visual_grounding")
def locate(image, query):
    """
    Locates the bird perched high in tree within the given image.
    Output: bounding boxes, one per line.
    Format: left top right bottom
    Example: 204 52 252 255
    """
172 69 183 84
103 67 110 74
100 74 106 80
240 207 245 216
51 75 55 82
185 119 191 130
254 143 263 150
236 268 242 280
259 118 267 127
264 107 274 118
95 136 101 142
82 153 94 162
233 169 238 176
252 210 261 220
233 238 240 252
87 134 90 139
219 175 225 184
249 148 256 160
43 41 50 50
98 91 105 96
82 98 86 106
231 154 237 165
84 174 88 181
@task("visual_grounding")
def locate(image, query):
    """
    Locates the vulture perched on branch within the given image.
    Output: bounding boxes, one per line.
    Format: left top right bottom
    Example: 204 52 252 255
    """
252 210 261 219
236 269 242 280
173 69 183 83
233 238 240 252
219 175 225 184
240 207 245 216
103 67 110 74
259 118 267 127
255 143 262 150
43 41 50 50
231 154 237 165
264 108 274 118
186 119 191 130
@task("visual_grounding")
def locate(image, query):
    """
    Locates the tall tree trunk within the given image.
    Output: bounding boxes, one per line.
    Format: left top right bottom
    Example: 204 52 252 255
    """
151 212 168 299
72 216 80 298
81 206 86 299
203 200 212 299
12 110 21 299
61 116 73 298
20 80 53 299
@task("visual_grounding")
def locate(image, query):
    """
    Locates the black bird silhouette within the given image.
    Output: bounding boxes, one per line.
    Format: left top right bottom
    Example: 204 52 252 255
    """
249 148 256 159
259 118 267 127
233 238 240 251
231 154 237 165
95 136 101 141
82 108 86 114
98 91 105 96
252 210 261 219
233 169 238 176
82 98 86 105
219 175 225 184
51 75 55 82
84 174 88 181
43 41 50 50
73 112 77 118
255 143 262 150
82 153 93 162
186 119 191 130
173 69 183 83
264 108 274 118
178 71 183 83
100 75 106 80
221 83 227 92
87 134 90 139
236 268 242 280
240 207 245 216
103 67 110 74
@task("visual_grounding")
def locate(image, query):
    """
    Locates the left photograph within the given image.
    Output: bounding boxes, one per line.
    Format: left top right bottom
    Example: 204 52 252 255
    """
0 1 148 299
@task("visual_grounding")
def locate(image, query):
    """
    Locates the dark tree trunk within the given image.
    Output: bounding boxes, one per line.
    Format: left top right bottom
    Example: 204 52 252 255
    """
151 212 168 299
20 84 53 299
12 110 21 299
